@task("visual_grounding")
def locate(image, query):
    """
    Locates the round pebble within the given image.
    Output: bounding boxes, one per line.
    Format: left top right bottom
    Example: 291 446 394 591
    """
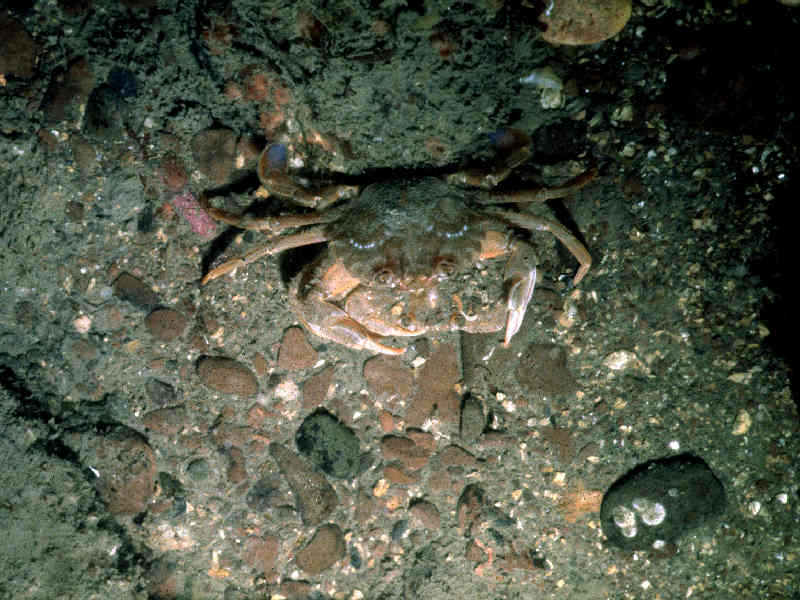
600 454 725 550
295 523 345 575
196 356 259 397
295 409 362 479
145 308 188 342
539 0 632 46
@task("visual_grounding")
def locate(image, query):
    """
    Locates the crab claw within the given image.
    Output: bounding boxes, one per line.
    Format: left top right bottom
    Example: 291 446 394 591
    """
504 265 536 346
291 286 405 355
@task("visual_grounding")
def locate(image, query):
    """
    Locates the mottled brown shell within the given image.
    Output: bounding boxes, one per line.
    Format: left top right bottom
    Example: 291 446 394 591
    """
325 177 491 287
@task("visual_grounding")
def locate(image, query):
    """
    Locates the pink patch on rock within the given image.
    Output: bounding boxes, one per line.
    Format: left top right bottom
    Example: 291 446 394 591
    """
172 192 217 239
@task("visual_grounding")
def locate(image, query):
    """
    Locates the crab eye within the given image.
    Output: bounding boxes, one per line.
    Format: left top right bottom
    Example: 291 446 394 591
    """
373 266 396 286
433 257 456 278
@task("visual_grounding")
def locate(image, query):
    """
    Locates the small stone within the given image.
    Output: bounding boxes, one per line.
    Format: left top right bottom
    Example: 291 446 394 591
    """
456 484 487 532
172 192 218 239
383 464 419 485
438 445 479 470
517 343 578 399
539 0 632 46
192 128 237 185
67 426 157 515
270 442 338 525
244 535 280 575
278 327 318 370
602 349 646 372
197 356 258 397
144 378 177 406
295 523 345 575
600 454 725 550
302 366 334 410
145 308 188 342
459 394 485 442
142 406 187 435
113 272 160 311
295 409 362 479
407 343 460 428
363 355 414 401
225 446 247 483
72 315 92 334
380 435 432 471
731 409 752 436
0 16 38 78
409 499 441 531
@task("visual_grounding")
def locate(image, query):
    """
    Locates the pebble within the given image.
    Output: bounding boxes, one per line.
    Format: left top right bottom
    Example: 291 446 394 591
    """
0 16 38 78
243 535 280 575
269 442 338 525
113 272 160 311
409 499 441 531
295 409 362 479
171 192 218 239
380 435 433 471
145 307 188 342
196 356 258 397
539 0 632 46
516 343 578 400
459 393 485 442
407 343 460 428
363 355 414 401
456 484 487 531
66 426 157 515
295 523 346 575
600 454 726 550
144 378 177 406
302 366 334 410
191 128 238 185
142 406 187 435
278 326 318 370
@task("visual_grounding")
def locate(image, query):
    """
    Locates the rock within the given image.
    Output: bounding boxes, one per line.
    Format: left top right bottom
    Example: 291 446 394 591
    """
66 426 157 515
192 128 238 184
278 326 318 370
113 272 160 311
539 0 632 46
459 393 485 442
363 355 414 401
142 406 187 435
269 442 338 525
380 435 432 471
409 499 441 531
295 523 346 575
600 454 725 550
196 356 258 397
0 16 38 78
144 378 177 406
302 366 334 410
244 535 280 575
516 343 578 400
407 343 460 428
295 409 362 479
456 484 488 532
145 308 188 342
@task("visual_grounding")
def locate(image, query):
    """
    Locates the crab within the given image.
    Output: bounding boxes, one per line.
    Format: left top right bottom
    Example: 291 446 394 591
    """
200 141 593 355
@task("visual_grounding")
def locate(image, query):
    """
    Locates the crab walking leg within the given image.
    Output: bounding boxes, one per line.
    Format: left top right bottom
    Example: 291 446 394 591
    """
487 208 591 285
479 168 598 204
289 280 406 356
257 144 360 209
201 227 329 285
198 193 337 234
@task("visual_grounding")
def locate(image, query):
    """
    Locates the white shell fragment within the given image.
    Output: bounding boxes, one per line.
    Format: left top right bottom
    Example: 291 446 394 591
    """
602 350 646 372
